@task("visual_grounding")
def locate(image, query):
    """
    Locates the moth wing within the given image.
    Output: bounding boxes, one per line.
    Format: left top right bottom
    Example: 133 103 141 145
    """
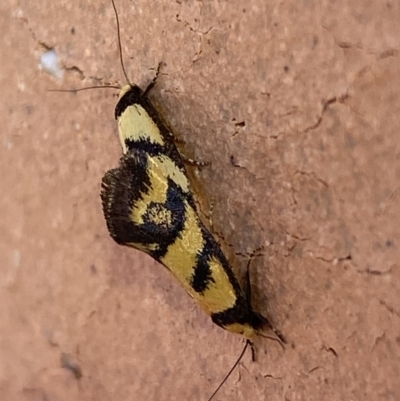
101 149 187 258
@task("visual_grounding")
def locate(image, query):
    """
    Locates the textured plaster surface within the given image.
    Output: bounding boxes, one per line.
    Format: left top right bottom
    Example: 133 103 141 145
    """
1 0 399 400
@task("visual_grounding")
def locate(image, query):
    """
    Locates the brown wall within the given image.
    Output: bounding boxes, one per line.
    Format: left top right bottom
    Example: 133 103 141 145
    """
1 0 399 400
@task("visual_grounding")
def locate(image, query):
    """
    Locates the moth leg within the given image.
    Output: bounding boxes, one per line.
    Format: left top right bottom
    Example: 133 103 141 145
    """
143 62 162 97
168 131 186 144
165 127 186 145
244 248 287 346
142 67 186 147
142 64 209 160
207 197 215 229
181 154 210 167
198 196 215 233
249 340 256 362
244 246 265 302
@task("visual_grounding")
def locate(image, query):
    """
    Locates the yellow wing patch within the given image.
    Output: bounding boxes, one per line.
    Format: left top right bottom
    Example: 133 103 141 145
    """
161 202 205 288
118 103 165 152
130 160 169 225
152 155 190 193
201 256 237 313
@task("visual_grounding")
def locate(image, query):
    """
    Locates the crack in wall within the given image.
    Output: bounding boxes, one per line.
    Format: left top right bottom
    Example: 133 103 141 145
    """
303 94 348 134
321 345 338 357
379 299 400 319
175 0 204 33
294 170 329 188
284 231 311 242
305 251 352 265
357 265 394 276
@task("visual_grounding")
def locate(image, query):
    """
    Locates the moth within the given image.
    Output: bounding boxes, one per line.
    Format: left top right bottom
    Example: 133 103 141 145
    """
60 0 285 399
100 78 285 400
100 78 279 339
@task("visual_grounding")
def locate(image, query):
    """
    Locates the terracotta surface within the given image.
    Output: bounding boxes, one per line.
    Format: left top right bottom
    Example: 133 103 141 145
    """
1 0 399 400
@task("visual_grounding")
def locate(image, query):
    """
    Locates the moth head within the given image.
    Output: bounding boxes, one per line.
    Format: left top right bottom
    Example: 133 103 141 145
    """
118 84 142 102
225 323 256 338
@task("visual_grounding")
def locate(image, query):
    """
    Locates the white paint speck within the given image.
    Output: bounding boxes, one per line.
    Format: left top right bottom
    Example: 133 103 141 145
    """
12 9 24 18
40 49 64 79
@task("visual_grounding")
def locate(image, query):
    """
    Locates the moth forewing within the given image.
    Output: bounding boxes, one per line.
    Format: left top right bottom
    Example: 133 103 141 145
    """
101 149 275 339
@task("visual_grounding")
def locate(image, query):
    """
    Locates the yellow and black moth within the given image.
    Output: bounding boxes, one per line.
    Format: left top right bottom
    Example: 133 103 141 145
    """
56 0 284 398
100 76 278 339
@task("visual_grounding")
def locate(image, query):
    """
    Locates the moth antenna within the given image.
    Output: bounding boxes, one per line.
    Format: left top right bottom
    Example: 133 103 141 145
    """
48 85 120 93
111 0 131 86
244 248 286 350
49 1 125 93
244 246 264 304
207 339 251 401
258 331 286 350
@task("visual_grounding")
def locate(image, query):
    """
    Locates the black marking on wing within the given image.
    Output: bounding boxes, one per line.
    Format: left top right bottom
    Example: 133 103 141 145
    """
190 227 242 295
101 149 153 245
211 301 270 332
115 85 197 211
124 139 165 157
146 178 187 260
115 85 184 167
115 85 142 119
101 149 187 260
189 224 271 331
190 236 216 293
